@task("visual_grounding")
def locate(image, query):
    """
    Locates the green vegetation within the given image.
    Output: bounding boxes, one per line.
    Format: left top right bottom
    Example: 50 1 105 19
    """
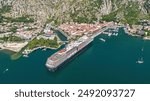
0 5 34 23
93 0 103 8
69 0 101 24
54 36 58 42
2 15 34 23
73 35 81 41
144 29 150 36
74 16 92 23
9 26 18 33
47 16 61 25
46 0 149 25
144 0 150 15
47 0 104 25
102 11 117 22
124 2 140 25
38 32 45 35
27 38 59 49
11 16 34 23
69 11 97 24
0 35 24 42
101 2 141 24
0 5 12 23
0 5 11 14
101 2 149 25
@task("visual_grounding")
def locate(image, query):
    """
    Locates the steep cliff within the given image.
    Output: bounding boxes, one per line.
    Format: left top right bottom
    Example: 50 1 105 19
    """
0 0 149 25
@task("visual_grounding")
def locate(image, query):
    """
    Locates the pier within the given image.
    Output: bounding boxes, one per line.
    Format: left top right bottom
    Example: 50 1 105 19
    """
123 27 130 34
92 25 122 39
92 26 111 38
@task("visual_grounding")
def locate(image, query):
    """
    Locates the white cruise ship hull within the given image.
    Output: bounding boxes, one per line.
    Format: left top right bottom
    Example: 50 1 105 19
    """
46 37 93 71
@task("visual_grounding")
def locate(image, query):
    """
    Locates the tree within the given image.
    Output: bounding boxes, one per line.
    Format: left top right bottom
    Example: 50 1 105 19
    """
54 36 58 42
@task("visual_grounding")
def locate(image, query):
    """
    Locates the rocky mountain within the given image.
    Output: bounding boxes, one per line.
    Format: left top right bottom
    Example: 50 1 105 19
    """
0 0 150 25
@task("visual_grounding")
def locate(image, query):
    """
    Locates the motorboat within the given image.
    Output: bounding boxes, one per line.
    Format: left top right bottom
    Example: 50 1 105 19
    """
99 38 106 42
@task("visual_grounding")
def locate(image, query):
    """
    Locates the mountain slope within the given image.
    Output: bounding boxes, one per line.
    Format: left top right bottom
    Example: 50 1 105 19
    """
0 0 149 25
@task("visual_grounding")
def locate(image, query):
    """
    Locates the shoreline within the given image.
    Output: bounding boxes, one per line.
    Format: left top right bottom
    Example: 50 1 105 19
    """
124 27 150 40
0 42 28 53
1 25 150 58
0 44 61 60
1 25 120 56
143 36 150 40
22 45 61 56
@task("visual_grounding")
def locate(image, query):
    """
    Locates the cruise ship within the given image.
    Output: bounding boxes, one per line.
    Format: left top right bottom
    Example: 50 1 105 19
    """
45 35 93 71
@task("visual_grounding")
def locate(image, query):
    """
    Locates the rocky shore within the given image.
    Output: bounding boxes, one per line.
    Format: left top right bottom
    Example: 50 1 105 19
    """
0 42 28 52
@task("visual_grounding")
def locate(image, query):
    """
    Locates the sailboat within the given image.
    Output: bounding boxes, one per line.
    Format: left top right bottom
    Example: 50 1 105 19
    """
3 69 9 74
137 57 144 64
141 48 144 52
136 39 145 64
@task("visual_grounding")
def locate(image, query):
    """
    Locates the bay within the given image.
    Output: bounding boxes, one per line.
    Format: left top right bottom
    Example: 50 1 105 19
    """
0 28 150 84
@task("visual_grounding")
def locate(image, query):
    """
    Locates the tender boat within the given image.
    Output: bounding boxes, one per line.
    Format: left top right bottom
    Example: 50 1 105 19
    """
137 57 144 64
108 33 112 37
3 69 9 74
42 48 47 51
23 54 29 58
115 33 118 36
142 48 144 51
99 38 106 42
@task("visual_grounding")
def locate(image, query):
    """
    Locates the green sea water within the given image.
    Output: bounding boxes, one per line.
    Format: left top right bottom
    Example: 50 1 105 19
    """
0 28 150 84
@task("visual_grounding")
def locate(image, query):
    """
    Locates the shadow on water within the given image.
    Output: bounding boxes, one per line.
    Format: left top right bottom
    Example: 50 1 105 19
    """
55 30 68 41
0 49 15 56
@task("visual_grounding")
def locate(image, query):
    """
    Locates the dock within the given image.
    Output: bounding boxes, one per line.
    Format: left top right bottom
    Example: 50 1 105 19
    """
124 27 130 34
92 26 111 38
91 25 122 39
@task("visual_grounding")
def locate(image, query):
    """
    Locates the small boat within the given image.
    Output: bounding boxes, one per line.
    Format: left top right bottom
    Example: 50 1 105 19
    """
108 33 112 37
5 69 8 71
3 69 9 74
112 33 118 36
112 33 116 35
42 48 47 51
115 33 118 36
99 38 106 42
23 54 29 58
137 57 144 64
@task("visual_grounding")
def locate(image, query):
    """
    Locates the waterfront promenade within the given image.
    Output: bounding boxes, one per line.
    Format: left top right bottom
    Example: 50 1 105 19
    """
92 25 121 39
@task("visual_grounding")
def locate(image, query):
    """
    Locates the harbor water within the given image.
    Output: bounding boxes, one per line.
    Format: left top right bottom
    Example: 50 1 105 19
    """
0 28 150 84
